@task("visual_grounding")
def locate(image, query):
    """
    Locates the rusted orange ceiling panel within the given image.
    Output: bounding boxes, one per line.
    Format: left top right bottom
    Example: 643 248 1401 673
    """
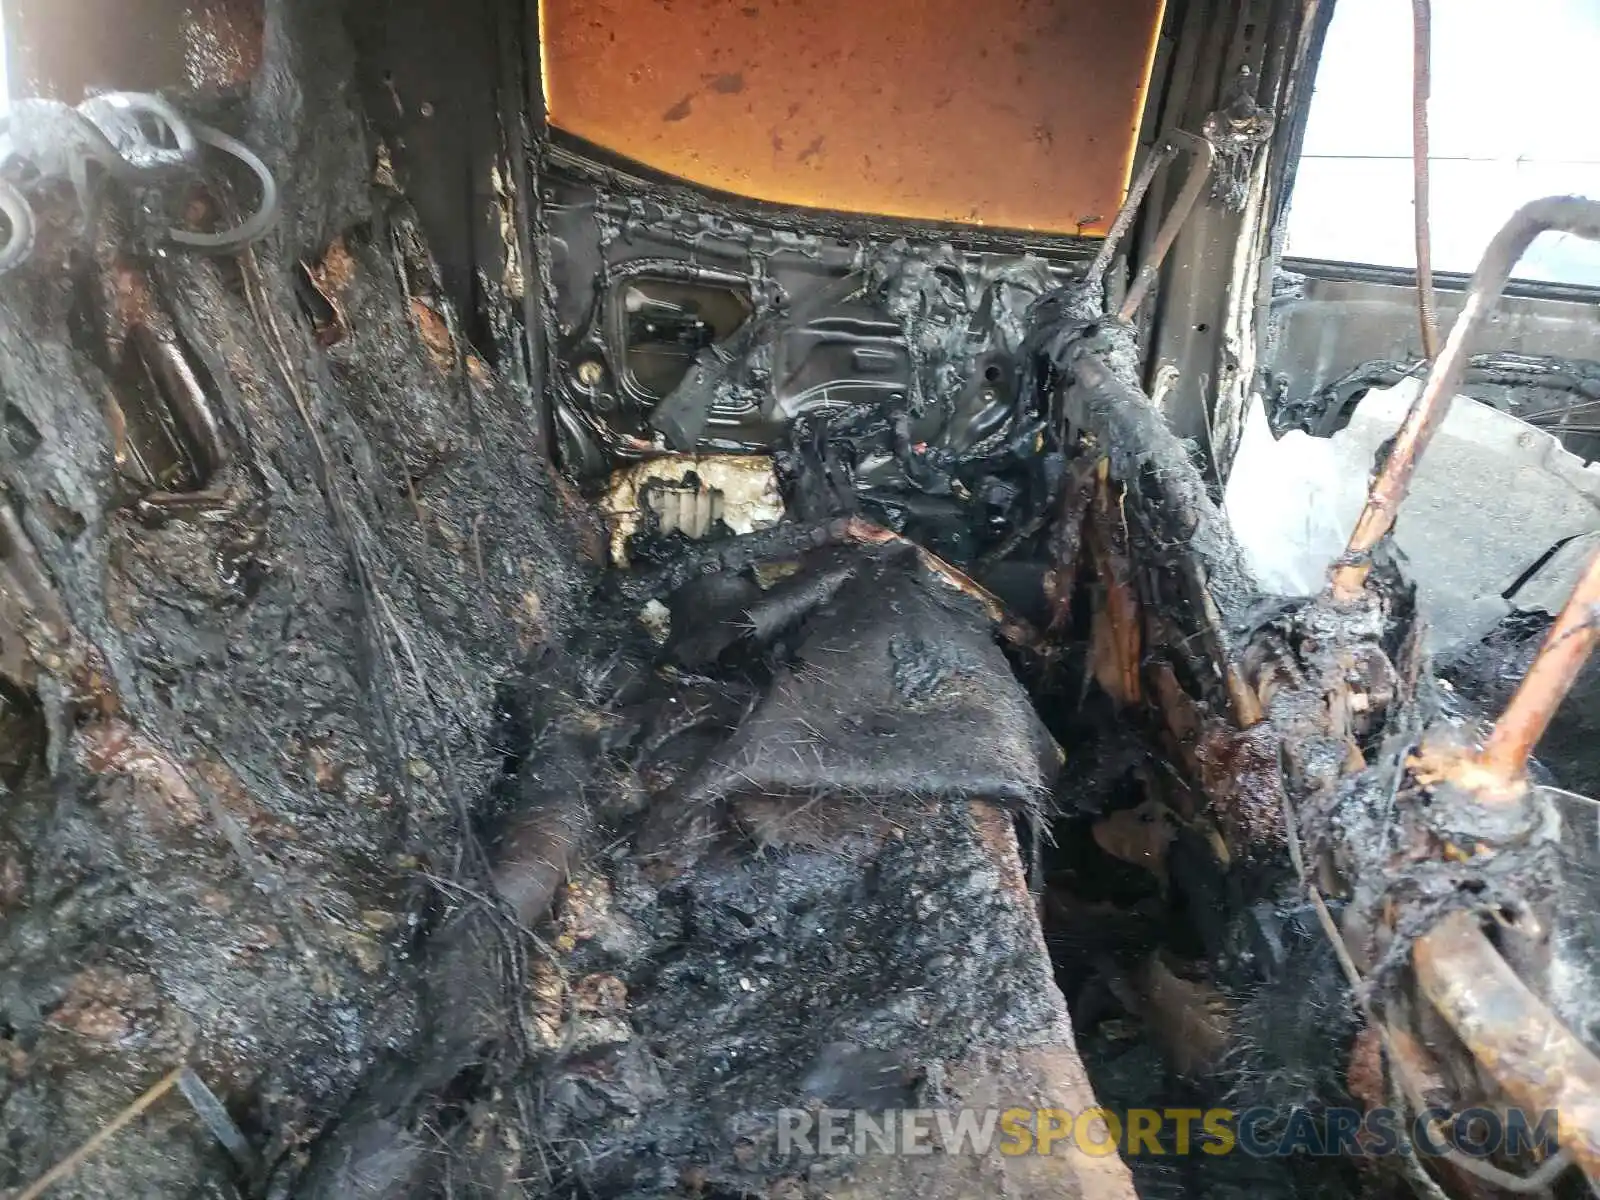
540 0 1166 236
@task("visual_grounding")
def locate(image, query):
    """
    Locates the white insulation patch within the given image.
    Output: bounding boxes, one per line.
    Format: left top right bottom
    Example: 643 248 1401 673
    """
1225 384 1600 653
601 455 785 567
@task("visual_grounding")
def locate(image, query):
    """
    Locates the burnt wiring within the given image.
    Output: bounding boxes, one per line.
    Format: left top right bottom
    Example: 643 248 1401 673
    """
0 92 279 272
1283 754 1580 1196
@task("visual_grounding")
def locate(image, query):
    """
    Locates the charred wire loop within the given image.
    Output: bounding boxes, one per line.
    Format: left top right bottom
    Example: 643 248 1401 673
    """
1330 196 1600 601
1083 128 1216 320
0 92 280 274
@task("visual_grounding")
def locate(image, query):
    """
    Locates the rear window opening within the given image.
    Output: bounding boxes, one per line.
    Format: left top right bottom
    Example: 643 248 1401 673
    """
1284 0 1600 287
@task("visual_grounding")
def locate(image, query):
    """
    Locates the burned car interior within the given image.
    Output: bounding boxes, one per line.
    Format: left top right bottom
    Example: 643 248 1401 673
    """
0 1 1598 1198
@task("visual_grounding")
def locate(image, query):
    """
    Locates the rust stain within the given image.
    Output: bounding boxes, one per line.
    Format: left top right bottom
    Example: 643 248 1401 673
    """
1092 799 1175 886
47 968 158 1044
1345 1026 1385 1112
1135 953 1231 1077
109 259 165 347
302 238 355 347
182 0 265 91
311 236 357 294
542 0 1165 234
572 972 629 1014
80 719 207 827
1087 467 1142 707
410 298 456 370
972 801 1041 929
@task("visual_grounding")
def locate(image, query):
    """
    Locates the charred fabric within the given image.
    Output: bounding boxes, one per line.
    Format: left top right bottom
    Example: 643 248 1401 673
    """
0 3 1598 1200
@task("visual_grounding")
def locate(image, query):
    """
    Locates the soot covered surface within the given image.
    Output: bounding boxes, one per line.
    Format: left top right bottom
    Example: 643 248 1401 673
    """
0 2 588 1193
282 537 1137 1199
512 542 1125 1200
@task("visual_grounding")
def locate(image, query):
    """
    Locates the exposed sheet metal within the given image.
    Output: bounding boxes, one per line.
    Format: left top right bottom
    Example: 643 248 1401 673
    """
540 0 1165 235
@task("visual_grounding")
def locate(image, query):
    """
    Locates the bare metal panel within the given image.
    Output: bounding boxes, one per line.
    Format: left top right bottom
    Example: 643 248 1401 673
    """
540 0 1165 235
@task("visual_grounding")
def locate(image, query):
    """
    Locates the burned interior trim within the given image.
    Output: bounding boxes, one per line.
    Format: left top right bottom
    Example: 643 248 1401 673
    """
541 161 1097 570
1265 262 1600 464
1 1 1598 1198
1268 351 1600 443
1133 0 1328 464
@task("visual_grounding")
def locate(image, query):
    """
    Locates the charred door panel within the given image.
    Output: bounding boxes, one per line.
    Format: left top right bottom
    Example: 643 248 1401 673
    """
1265 260 1600 459
544 162 1087 564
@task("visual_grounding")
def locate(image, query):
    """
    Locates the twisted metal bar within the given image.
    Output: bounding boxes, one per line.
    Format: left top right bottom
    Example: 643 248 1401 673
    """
1330 197 1600 600
1117 131 1216 321
1082 128 1217 320
1414 911 1600 1186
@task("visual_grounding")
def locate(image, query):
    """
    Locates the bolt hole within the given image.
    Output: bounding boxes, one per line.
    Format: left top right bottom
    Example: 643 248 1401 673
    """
37 494 85 541
3 404 40 459
0 678 46 789
294 262 345 347
1195 323 1210 333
